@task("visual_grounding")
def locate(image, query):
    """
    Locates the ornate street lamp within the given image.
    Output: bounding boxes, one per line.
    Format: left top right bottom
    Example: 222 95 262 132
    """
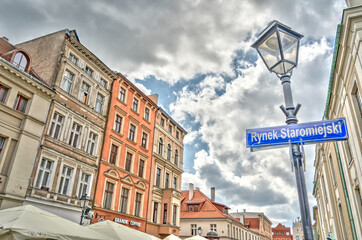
198 226 203 236
79 193 90 225
251 21 314 240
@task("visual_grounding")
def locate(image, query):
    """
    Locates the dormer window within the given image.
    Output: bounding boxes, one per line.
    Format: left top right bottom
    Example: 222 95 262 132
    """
68 53 78 65
85 66 93 77
12 52 28 71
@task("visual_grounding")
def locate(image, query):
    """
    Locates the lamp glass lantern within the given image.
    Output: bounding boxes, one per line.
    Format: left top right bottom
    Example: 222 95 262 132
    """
251 20 303 75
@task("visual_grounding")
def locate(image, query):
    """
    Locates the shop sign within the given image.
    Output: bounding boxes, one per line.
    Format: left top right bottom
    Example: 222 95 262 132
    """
114 218 141 227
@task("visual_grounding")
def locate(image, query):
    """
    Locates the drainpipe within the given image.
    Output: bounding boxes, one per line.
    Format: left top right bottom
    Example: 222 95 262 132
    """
333 141 357 240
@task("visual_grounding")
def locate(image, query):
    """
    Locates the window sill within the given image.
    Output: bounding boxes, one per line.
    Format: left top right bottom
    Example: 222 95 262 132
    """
127 138 137 145
131 109 140 115
111 129 124 137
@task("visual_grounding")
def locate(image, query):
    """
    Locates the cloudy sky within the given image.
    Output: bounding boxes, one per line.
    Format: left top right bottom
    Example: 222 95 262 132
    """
0 0 346 227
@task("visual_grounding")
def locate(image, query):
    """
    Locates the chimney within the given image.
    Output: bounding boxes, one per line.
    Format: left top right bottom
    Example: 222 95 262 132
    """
243 209 246 212
189 183 194 200
148 94 159 104
196 187 200 190
2 36 9 42
211 187 215 202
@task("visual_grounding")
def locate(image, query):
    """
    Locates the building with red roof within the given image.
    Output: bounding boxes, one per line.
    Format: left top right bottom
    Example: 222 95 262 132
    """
180 184 260 240
272 223 292 240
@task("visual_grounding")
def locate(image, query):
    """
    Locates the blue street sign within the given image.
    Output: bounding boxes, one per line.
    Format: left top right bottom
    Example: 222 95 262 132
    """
246 118 348 149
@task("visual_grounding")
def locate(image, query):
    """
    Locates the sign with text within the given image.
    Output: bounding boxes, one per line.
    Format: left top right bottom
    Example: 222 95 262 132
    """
246 118 348 149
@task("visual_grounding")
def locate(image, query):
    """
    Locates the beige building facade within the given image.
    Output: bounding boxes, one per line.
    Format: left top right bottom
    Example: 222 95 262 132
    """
0 38 54 209
313 3 362 240
292 219 303 240
16 29 118 224
147 107 187 238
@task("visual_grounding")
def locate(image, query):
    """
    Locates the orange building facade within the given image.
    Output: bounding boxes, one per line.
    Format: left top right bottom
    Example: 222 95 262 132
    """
92 74 158 231
272 223 293 240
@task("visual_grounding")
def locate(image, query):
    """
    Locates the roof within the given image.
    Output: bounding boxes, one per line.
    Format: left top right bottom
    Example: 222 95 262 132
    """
272 223 291 231
244 218 260 229
180 189 239 223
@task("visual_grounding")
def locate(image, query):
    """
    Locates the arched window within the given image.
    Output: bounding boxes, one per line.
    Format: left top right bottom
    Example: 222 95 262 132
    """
158 138 163 155
174 149 179 166
167 144 171 161
12 52 28 71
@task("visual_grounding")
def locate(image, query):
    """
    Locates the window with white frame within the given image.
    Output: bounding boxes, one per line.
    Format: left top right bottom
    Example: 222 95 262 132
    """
68 122 82 148
132 98 139 112
120 187 129 213
134 192 142 217
144 107 150 121
86 131 98 155
85 66 93 77
103 182 114 209
0 84 9 103
167 144 171 161
68 53 78 65
48 112 64 140
138 160 145 178
61 70 74 93
58 165 73 195
153 202 158 223
355 87 362 114
211 224 217 232
158 138 163 155
80 82 90 104
128 124 136 142
100 78 107 88
165 172 169 188
172 205 177 226
95 93 104 114
125 152 132 172
109 144 118 165
156 167 161 187
78 172 91 197
174 149 179 166
191 224 197 236
173 176 177 189
13 94 28 113
114 114 123 133
119 87 126 102
12 52 28 71
0 136 5 154
141 132 148 149
35 158 54 190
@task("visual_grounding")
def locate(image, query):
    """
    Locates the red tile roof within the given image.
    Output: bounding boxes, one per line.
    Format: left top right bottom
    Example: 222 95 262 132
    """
244 218 260 229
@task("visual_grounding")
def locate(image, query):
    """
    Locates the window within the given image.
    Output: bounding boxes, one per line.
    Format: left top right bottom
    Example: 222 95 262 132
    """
128 124 136 142
174 149 179 166
119 87 126 102
49 112 64 139
141 132 148 149
211 224 217 232
296 237 299 240
163 203 167 224
160 118 165 127
125 152 132 172
12 52 28 71
134 193 142 217
188 205 192 212
329 155 337 187
144 107 150 121
345 140 353 165
194 204 198 212
176 131 179 139
58 165 73 195
61 70 74 93
172 205 177 226
68 53 78 65
138 160 145 178
0 136 5 154
114 115 123 133
173 177 177 189
153 202 158 223
13 94 28 113
103 182 114 209
100 78 107 88
191 224 197 236
80 82 90 104
120 187 129 213
167 144 171 161
165 172 169 188
86 132 98 155
95 93 104 114
68 122 82 148
35 158 53 190
85 66 93 77
169 125 172 133
0 84 9 103
132 98 139 112
109 144 118 164
78 172 91 197
158 138 163 155
355 87 362 114
156 168 161 187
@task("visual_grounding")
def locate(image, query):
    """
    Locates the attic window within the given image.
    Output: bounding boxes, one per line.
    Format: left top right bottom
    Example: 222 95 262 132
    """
12 52 28 71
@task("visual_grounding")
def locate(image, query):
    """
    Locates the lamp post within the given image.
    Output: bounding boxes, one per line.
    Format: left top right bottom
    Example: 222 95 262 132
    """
251 20 313 240
198 226 203 236
79 193 90 225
